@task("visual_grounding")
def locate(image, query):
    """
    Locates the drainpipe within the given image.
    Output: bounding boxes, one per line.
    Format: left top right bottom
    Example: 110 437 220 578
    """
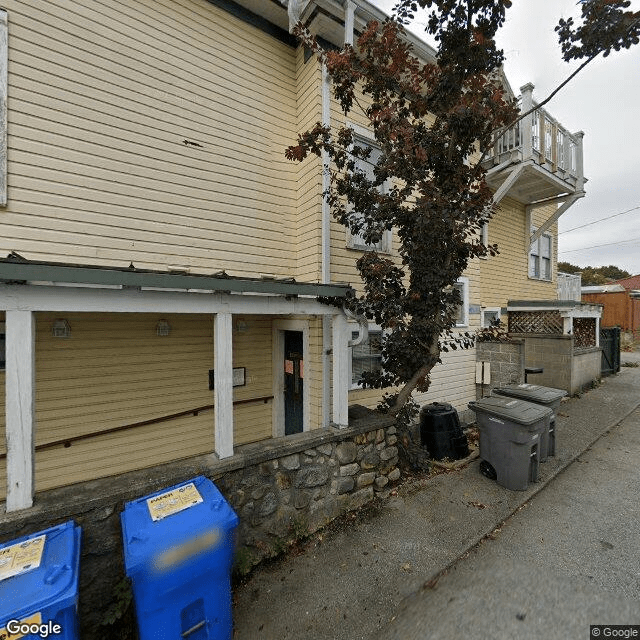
320 42 332 429
322 1 358 427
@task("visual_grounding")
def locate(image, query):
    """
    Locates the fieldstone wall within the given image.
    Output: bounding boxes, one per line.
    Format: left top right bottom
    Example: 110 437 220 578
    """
0 409 398 639
219 422 400 570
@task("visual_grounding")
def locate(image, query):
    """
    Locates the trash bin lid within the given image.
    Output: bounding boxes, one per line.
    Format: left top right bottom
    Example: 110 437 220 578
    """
0 521 81 622
494 384 567 405
420 402 455 416
469 396 552 425
121 476 238 577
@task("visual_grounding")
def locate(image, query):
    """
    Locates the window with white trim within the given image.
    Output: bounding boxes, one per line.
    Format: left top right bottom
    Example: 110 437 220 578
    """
481 307 501 327
453 277 469 327
350 328 383 388
346 135 392 253
529 231 552 281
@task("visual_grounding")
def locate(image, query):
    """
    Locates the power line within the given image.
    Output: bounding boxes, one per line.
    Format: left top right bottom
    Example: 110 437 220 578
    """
559 205 640 234
561 236 640 254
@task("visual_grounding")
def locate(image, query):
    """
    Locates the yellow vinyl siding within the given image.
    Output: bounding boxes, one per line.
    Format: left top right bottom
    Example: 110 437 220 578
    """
481 197 558 308
34 312 215 492
294 46 323 282
233 316 274 445
3 0 298 277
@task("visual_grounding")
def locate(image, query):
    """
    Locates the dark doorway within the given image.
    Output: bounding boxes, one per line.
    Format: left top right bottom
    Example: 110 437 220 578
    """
284 330 304 435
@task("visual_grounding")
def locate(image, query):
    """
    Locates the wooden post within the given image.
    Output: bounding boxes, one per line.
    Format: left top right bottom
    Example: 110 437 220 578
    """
574 131 585 191
520 83 534 162
5 310 36 511
332 313 349 428
539 114 546 163
214 313 234 459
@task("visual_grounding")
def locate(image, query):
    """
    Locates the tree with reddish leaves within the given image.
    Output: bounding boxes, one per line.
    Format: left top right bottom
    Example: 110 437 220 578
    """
286 0 640 423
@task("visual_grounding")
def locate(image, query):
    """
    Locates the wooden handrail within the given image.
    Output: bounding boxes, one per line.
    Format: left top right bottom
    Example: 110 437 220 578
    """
0 395 274 460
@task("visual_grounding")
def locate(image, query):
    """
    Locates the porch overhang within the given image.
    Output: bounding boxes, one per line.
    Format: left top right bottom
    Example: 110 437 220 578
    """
0 256 353 300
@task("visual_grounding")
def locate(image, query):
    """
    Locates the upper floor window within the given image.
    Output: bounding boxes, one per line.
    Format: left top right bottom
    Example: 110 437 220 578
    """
0 330 5 370
346 133 392 253
529 232 552 281
453 277 469 327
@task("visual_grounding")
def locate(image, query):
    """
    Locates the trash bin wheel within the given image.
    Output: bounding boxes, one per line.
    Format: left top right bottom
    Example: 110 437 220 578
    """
479 460 497 480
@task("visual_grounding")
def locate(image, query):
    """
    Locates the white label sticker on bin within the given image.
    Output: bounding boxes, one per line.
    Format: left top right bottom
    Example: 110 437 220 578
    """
0 535 46 582
146 483 204 521
505 400 518 407
0 612 42 640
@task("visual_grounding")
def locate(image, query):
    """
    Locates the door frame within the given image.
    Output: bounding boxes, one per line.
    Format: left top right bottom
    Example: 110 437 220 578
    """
272 319 310 437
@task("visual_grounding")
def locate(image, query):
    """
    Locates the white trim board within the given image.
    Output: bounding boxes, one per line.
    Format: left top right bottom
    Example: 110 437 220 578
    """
0 285 342 316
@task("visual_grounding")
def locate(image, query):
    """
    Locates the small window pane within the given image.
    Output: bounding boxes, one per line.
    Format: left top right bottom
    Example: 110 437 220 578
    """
453 283 465 325
0 333 4 370
482 310 500 328
541 235 551 258
351 331 383 385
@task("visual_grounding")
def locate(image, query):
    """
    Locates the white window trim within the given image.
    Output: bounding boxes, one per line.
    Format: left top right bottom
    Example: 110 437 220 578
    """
481 307 501 328
349 322 383 390
454 277 470 328
345 122 392 254
480 223 489 258
529 228 553 282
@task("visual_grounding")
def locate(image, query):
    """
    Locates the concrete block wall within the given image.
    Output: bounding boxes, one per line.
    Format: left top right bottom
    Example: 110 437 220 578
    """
571 348 602 394
513 335 601 395
476 339 525 398
521 335 573 391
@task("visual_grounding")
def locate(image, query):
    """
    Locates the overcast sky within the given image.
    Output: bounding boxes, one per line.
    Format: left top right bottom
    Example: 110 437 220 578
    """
375 0 640 277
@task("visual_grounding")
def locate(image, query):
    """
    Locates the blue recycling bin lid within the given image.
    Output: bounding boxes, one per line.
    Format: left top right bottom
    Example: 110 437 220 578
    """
121 476 238 580
0 520 81 623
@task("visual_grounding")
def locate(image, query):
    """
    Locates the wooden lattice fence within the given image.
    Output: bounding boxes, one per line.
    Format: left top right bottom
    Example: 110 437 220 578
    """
508 310 563 335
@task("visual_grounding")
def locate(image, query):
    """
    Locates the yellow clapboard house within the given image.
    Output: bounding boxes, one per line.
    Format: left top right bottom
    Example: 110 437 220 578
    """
0 0 585 510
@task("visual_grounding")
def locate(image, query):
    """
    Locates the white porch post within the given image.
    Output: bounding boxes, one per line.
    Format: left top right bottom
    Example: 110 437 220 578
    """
214 312 234 459
5 310 36 511
332 313 349 428
520 83 534 162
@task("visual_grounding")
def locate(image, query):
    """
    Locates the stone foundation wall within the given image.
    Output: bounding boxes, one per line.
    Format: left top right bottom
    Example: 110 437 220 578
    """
475 339 525 398
0 412 397 639
219 423 399 570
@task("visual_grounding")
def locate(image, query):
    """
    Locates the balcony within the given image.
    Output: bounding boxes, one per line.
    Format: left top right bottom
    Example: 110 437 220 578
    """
483 83 585 205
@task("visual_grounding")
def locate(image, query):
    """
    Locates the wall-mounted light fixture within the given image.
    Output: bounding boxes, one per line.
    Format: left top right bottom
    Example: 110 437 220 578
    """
235 318 249 334
156 319 171 337
52 319 71 338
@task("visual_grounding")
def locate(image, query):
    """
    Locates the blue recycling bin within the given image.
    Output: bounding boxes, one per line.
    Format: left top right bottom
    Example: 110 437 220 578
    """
0 520 81 640
121 476 239 640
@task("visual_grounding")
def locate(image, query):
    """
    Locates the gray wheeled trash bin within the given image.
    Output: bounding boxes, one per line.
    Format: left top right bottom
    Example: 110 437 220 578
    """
469 397 553 491
494 384 566 460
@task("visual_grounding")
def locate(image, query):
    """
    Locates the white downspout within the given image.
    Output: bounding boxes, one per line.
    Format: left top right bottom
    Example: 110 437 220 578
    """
322 1 358 428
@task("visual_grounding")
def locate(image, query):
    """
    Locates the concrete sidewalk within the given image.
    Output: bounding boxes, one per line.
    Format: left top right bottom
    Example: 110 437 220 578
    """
233 359 640 639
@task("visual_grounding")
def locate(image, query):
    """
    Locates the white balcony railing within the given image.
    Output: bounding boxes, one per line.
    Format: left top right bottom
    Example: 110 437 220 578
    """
489 83 584 188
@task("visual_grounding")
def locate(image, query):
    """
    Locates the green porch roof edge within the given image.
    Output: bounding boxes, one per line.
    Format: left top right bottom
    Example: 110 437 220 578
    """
0 259 353 299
